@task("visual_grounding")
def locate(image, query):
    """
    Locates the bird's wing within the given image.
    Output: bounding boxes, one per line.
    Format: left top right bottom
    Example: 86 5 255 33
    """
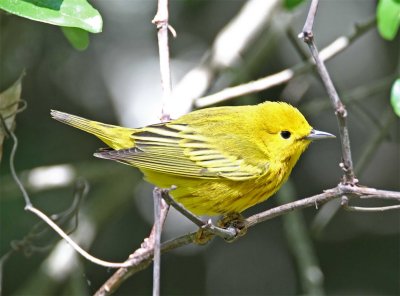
94 122 267 180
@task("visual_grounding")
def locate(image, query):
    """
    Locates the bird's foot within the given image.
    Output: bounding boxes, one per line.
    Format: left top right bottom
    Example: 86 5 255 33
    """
193 213 247 244
217 212 247 243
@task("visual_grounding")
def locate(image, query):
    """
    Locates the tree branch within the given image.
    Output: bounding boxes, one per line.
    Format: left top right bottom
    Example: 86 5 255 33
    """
92 6 392 293
93 184 400 295
152 0 172 122
94 199 169 296
301 0 319 35
5 122 134 269
6 2 396 295
195 18 375 108
151 1 174 294
310 101 396 235
169 0 281 116
299 0 355 184
341 195 400 212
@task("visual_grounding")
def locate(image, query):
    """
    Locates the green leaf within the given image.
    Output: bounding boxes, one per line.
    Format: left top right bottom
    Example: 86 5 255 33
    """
61 27 89 51
0 0 102 33
377 0 400 40
390 79 400 117
284 0 306 10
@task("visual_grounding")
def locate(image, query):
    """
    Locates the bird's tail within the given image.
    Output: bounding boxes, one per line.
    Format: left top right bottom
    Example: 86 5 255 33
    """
50 110 136 150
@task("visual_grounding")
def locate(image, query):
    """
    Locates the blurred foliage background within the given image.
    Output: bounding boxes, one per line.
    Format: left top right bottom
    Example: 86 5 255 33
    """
0 0 399 295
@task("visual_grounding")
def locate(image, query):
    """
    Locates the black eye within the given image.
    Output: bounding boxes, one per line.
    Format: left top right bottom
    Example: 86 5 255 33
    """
280 131 291 139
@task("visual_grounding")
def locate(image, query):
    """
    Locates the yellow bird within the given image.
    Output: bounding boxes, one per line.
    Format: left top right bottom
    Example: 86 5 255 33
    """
51 102 334 216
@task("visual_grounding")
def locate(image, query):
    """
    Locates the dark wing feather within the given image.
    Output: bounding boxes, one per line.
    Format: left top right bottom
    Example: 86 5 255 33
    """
94 122 265 180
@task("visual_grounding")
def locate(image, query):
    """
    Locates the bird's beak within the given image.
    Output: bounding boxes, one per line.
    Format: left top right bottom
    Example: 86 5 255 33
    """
306 129 336 140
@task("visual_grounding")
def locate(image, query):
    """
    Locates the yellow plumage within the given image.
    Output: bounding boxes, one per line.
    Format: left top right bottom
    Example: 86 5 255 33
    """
51 102 334 215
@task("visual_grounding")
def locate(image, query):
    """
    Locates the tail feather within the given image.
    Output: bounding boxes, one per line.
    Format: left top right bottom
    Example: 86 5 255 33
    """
50 110 136 150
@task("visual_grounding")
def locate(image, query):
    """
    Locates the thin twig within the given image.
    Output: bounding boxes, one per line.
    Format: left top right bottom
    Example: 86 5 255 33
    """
310 100 396 234
4 118 136 269
306 37 355 183
93 184 400 292
94 201 169 296
153 0 172 122
12 180 87 254
60 179 89 235
151 1 174 294
246 189 338 227
246 185 400 226
341 196 400 212
171 0 281 116
6 2 396 294
91 8 394 290
0 176 89 294
301 0 319 37
344 204 400 212
152 0 174 294
299 0 355 184
26 206 135 268
6 123 31 207
195 18 375 108
345 188 400 201
152 189 162 296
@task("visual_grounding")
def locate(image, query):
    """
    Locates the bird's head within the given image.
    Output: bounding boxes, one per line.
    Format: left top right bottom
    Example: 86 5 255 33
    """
256 102 335 165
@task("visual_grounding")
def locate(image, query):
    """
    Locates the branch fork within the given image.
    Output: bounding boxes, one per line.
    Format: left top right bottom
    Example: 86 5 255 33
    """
299 0 357 185
4 1 399 296
152 17 166 28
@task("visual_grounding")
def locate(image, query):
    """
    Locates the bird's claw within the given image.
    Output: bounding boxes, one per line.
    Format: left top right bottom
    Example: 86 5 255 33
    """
217 213 248 243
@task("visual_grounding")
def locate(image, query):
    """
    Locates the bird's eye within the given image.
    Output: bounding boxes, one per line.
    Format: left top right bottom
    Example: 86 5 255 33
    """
280 131 291 139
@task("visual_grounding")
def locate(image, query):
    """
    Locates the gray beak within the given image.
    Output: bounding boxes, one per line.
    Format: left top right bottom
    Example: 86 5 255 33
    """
306 129 336 140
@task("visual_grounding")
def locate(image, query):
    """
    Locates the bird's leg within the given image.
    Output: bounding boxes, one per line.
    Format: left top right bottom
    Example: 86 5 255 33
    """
217 212 248 242
160 187 240 244
190 213 249 244
194 218 240 245
159 187 215 244
160 186 206 227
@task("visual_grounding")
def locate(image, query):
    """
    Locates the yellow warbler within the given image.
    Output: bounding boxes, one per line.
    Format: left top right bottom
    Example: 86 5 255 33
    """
51 102 334 216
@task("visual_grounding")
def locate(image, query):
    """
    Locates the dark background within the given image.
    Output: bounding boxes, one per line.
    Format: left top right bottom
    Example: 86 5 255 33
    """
1 0 399 295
